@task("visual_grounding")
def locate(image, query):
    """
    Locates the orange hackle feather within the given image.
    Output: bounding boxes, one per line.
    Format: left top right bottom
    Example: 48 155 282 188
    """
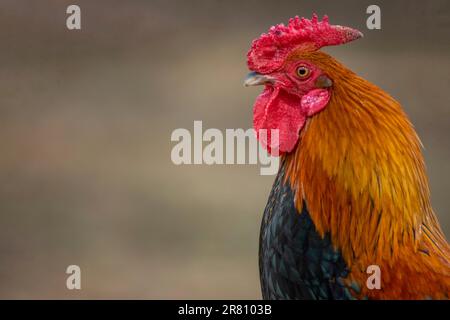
283 50 450 299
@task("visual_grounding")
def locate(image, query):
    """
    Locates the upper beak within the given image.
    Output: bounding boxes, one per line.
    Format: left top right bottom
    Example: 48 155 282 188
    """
244 71 274 87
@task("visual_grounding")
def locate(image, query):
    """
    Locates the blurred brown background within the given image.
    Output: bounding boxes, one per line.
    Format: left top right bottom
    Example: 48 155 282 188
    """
0 0 449 299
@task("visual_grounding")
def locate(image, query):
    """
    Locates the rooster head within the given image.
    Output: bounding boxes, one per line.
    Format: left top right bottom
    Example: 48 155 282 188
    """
245 15 362 154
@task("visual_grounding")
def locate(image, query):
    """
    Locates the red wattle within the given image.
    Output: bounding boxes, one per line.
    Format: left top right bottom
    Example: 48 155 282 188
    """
253 87 306 154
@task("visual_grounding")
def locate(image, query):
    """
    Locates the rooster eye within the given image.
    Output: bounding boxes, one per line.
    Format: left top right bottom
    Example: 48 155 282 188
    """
296 66 310 78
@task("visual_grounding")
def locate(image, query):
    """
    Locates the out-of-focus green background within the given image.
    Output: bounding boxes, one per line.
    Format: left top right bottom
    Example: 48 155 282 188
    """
0 0 449 298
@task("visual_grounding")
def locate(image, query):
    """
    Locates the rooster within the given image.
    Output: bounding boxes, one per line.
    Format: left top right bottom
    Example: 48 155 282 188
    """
244 15 450 300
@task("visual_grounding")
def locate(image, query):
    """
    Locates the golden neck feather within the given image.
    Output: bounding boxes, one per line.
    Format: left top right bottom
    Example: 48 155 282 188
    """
283 51 448 266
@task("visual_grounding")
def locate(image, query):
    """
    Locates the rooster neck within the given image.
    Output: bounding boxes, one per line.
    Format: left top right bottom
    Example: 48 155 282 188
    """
281 71 449 273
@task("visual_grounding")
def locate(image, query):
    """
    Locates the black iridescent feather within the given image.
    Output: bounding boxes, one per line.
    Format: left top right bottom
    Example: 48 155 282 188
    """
259 162 359 300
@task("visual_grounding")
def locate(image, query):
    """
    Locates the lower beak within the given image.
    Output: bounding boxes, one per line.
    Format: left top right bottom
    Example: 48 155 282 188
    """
244 72 274 87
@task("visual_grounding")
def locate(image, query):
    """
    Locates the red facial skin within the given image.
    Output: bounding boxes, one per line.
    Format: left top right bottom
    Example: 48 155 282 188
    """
253 60 331 155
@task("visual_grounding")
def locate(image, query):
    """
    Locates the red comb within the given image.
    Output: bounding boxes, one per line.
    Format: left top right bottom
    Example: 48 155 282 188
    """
247 14 363 74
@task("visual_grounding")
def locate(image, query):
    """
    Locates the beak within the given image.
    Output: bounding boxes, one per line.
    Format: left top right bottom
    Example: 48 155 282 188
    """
315 75 333 88
244 71 275 87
